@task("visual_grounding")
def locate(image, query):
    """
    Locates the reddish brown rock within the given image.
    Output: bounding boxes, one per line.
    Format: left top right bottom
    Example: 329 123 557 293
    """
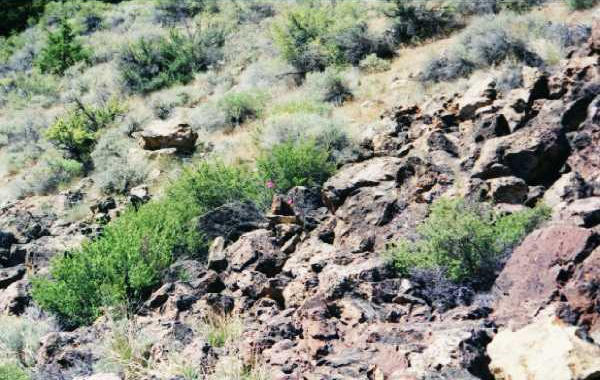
493 225 596 328
562 246 600 340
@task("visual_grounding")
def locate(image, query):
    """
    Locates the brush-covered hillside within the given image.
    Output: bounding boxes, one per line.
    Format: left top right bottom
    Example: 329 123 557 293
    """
0 0 599 379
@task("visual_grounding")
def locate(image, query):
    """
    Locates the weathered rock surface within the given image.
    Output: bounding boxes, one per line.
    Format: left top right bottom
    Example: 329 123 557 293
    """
488 310 600 380
139 121 198 152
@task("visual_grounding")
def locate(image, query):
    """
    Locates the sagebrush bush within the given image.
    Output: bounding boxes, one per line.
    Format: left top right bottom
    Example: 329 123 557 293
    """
359 54 391 73
33 160 267 327
384 1 459 46
305 69 354 106
272 3 376 72
257 139 335 194
35 17 89 75
45 98 124 161
155 0 208 24
0 70 60 108
419 15 545 83
258 112 351 161
11 150 84 197
91 129 149 194
388 198 550 286
218 90 267 126
119 28 224 94
0 313 54 369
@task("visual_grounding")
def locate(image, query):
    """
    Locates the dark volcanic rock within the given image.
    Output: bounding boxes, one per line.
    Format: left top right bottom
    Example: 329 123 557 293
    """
197 201 268 243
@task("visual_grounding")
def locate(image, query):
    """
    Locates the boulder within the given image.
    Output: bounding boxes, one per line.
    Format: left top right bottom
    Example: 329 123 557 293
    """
197 201 267 243
473 114 510 143
0 279 30 314
458 79 497 120
543 172 590 208
488 311 600 380
493 225 596 328
553 197 600 228
139 121 198 153
562 246 600 341
225 229 287 277
486 176 528 204
207 236 227 272
322 157 403 210
0 264 25 289
473 101 570 185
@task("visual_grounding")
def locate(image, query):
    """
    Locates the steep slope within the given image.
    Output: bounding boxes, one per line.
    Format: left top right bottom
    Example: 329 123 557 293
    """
0 17 596 380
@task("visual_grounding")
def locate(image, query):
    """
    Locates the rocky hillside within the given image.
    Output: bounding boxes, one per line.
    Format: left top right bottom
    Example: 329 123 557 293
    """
0 11 598 380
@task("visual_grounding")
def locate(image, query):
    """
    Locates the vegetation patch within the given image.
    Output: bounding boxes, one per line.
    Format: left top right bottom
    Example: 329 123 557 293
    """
387 198 550 287
257 139 335 194
119 28 224 94
35 17 89 75
45 98 125 162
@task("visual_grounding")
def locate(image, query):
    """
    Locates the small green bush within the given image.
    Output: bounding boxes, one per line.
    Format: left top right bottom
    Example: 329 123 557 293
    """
119 28 224 94
564 0 598 9
384 1 459 46
359 54 391 73
35 17 89 75
33 160 267 327
257 139 335 194
0 363 29 380
388 198 550 284
218 90 266 126
32 199 199 328
305 69 354 106
272 4 375 72
155 0 207 24
45 98 124 161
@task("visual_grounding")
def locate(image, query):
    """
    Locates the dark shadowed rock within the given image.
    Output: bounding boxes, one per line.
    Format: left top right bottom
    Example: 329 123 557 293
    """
486 176 528 204
197 201 268 244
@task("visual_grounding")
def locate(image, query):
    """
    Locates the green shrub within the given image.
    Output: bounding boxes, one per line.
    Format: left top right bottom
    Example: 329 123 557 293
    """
169 160 268 212
155 0 207 24
32 200 198 328
359 53 391 73
388 198 550 284
218 91 266 126
564 0 598 9
272 4 374 72
0 363 29 380
35 17 89 75
257 139 335 194
119 28 224 94
0 0 45 36
45 98 124 161
33 160 267 327
304 68 354 106
384 1 459 46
